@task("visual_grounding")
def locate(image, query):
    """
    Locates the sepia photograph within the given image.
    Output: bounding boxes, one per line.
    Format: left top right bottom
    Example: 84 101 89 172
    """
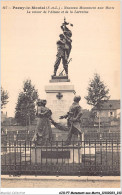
1 0 121 193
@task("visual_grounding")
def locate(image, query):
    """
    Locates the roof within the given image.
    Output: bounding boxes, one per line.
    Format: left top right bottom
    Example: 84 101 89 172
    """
93 100 120 110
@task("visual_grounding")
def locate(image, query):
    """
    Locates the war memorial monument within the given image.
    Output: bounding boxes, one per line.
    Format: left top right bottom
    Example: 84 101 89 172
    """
31 18 84 164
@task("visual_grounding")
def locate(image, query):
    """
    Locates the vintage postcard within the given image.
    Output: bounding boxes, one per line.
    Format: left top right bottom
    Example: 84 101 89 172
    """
1 0 121 194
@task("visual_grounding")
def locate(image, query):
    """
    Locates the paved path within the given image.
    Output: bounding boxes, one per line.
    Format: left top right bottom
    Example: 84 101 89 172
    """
1 176 121 188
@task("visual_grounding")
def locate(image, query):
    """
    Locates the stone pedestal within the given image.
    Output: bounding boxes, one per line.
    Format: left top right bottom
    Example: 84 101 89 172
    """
31 146 82 164
21 134 84 164
45 76 75 123
50 75 70 83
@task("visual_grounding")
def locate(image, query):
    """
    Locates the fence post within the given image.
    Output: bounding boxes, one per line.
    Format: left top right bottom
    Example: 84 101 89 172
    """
56 141 59 177
112 139 113 174
9 140 11 176
106 139 108 174
83 140 85 173
34 141 37 176
100 140 102 176
19 141 21 175
25 141 26 172
95 140 96 174
14 140 16 175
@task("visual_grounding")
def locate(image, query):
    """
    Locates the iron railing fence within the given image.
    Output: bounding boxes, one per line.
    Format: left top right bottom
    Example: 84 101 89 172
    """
84 132 120 140
1 130 34 142
1 140 120 176
1 131 120 143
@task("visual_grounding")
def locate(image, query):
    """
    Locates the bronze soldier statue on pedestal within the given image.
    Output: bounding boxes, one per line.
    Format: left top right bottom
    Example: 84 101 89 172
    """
53 18 73 77
53 34 68 76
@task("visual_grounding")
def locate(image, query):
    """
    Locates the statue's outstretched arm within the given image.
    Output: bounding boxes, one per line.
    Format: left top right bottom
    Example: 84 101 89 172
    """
59 113 68 119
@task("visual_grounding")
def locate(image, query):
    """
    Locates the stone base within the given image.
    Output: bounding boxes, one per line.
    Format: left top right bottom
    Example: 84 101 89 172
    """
30 132 84 164
45 82 75 122
50 75 70 83
31 147 82 164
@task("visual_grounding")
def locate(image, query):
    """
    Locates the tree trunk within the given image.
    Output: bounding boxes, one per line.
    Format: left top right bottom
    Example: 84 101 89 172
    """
98 111 100 132
28 115 30 126
99 111 102 139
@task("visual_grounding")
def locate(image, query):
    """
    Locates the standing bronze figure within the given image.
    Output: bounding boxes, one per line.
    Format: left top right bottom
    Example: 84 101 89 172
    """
51 96 83 145
53 18 73 76
32 99 52 146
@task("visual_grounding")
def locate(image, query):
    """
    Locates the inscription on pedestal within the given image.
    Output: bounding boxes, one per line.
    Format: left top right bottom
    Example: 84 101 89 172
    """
41 151 70 159
31 147 82 164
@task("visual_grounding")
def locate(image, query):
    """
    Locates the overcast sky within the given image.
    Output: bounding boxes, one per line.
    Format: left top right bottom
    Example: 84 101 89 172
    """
1 1 120 117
